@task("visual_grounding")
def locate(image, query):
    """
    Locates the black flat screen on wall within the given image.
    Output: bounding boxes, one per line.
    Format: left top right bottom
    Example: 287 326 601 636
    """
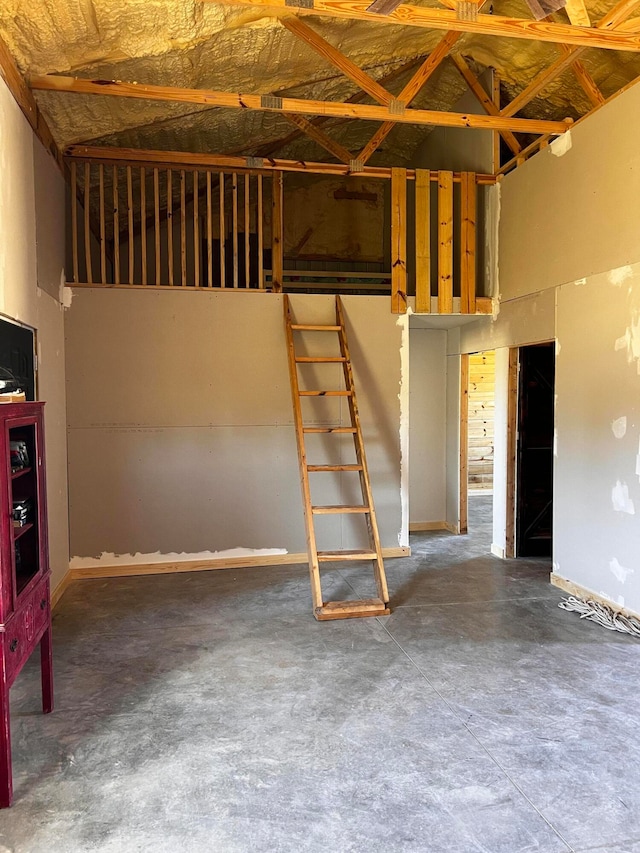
0 318 35 401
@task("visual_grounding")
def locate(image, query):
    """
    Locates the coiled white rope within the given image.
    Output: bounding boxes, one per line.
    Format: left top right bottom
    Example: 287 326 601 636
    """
559 595 640 638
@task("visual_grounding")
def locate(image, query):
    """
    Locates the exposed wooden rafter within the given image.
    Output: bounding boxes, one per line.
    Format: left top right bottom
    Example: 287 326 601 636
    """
358 31 461 165
280 17 392 105
451 56 521 156
28 74 571 135
0 35 62 169
282 112 354 162
565 0 591 26
204 0 640 51
64 144 499 184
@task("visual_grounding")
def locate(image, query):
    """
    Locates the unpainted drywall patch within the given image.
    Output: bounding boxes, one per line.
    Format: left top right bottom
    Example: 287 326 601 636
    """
636 437 640 482
60 280 73 309
611 480 635 515
608 266 633 287
609 557 634 584
614 313 640 373
550 130 572 157
574 278 587 287
611 416 627 439
70 546 289 569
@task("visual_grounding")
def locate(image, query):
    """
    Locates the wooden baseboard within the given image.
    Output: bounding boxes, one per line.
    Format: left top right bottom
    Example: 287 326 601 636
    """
409 521 446 532
56 546 411 593
550 573 640 621
51 570 74 611
444 522 459 534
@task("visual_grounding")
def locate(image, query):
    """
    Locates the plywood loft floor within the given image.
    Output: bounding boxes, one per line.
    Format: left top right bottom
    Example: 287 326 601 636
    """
4 497 640 853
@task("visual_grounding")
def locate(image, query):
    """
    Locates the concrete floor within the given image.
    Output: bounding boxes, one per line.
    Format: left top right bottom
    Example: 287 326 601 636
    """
2 496 640 853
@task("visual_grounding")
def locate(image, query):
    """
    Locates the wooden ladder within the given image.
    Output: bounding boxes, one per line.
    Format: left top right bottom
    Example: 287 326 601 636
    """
284 294 390 621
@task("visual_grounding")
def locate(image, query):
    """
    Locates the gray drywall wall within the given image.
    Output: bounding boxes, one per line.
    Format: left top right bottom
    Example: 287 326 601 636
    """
0 77 69 591
499 82 640 301
65 290 405 563
477 78 640 612
408 328 447 524
554 268 640 613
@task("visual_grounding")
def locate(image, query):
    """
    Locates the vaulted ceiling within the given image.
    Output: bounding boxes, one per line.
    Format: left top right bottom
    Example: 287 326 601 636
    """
2 0 640 169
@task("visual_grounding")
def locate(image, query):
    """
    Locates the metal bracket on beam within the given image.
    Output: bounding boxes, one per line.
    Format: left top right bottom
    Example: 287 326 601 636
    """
245 156 265 169
389 99 406 115
285 0 314 7
349 159 364 173
456 1 479 20
261 95 284 109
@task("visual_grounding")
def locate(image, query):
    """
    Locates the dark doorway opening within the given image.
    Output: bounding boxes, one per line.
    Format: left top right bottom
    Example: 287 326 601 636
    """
516 342 555 558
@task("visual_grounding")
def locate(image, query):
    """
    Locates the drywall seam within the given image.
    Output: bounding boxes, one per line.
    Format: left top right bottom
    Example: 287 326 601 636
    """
398 312 410 548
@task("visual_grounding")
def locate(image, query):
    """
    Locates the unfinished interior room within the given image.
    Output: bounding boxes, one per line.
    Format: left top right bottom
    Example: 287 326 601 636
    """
1 0 640 848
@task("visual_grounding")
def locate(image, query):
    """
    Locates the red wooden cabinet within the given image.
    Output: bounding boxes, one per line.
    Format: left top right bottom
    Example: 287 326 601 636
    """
0 402 53 807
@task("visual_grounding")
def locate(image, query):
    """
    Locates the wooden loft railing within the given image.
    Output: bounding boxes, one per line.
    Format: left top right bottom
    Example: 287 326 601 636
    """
390 167 491 316
69 160 275 291
67 158 492 315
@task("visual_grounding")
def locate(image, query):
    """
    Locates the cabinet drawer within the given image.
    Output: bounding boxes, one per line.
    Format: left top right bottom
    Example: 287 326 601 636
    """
3 575 50 688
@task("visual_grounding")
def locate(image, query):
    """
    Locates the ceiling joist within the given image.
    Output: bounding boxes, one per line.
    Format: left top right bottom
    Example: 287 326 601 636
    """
28 74 571 135
205 0 640 51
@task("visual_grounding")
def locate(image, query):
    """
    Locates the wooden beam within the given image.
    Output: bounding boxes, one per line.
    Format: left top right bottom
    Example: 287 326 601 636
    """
451 56 521 156
283 112 354 163
0 35 62 168
203 0 640 51
460 171 476 314
358 31 461 165
501 47 584 117
65 144 500 184
497 133 552 174
280 16 392 105
271 171 284 292
390 167 407 314
437 170 453 314
32 74 570 136
558 44 605 106
459 353 469 535
565 0 591 26
414 169 430 314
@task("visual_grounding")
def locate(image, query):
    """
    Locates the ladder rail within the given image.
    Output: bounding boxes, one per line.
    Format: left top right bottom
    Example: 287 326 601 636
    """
283 295 324 611
335 297 389 604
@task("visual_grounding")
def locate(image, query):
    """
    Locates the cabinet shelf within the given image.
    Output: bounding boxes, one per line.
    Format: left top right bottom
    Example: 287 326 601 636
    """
12 522 34 541
10 467 32 481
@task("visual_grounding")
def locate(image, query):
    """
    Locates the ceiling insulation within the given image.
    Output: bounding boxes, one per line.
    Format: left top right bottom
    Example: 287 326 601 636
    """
2 0 640 166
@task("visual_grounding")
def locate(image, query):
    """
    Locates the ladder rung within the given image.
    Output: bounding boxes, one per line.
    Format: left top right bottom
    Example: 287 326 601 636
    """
317 550 378 561
315 599 389 621
312 505 370 514
307 465 363 472
295 357 346 363
299 390 352 397
303 427 356 434
291 324 341 331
